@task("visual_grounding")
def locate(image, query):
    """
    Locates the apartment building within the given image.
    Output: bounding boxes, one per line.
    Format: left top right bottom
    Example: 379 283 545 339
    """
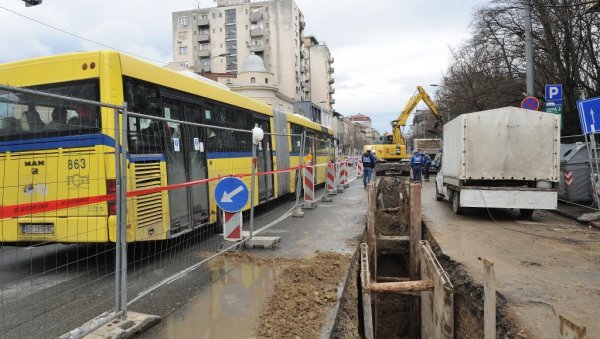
171 0 335 126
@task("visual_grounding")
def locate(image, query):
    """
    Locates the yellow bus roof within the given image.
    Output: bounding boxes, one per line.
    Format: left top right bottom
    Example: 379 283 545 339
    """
0 50 333 134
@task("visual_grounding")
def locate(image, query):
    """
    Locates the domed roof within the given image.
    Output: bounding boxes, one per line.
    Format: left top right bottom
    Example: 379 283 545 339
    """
241 53 266 72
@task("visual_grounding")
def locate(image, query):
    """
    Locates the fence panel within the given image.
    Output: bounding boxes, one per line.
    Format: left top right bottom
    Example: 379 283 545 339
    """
0 84 124 338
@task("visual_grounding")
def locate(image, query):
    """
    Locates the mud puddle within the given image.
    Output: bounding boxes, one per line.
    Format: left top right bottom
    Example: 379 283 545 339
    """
145 259 279 339
145 251 352 339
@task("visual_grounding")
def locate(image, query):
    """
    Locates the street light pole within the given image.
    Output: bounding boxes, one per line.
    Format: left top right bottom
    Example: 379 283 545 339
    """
524 0 535 96
202 53 230 74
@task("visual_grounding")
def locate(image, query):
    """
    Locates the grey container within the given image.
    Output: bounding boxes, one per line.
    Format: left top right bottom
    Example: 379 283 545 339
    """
559 143 593 202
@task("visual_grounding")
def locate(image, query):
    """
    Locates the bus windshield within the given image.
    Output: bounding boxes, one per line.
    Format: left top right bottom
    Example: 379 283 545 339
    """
0 80 100 141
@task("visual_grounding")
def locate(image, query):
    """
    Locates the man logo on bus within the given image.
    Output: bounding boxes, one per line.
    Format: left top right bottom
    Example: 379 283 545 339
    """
24 160 45 166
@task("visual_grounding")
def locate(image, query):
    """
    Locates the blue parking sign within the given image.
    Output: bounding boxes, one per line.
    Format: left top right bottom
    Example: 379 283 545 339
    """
577 97 600 134
545 84 563 103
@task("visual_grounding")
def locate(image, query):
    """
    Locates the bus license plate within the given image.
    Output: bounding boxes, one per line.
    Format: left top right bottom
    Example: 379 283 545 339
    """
21 224 54 234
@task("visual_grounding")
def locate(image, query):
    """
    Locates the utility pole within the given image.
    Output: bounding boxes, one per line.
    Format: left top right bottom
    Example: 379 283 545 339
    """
524 0 534 96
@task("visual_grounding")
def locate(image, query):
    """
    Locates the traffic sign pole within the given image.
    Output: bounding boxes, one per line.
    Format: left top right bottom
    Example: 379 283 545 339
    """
249 142 257 239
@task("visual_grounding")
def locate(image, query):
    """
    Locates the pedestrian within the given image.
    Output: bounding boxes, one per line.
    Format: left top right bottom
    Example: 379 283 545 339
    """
362 146 376 188
410 149 423 182
423 151 432 181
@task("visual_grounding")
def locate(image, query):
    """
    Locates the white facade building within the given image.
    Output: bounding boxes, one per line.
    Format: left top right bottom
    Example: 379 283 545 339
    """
172 0 335 126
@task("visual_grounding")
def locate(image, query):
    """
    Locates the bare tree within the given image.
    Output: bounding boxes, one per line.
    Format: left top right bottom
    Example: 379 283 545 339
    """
437 0 600 135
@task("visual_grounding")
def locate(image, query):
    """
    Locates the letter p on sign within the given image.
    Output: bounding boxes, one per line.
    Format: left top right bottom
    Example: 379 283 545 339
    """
545 84 563 102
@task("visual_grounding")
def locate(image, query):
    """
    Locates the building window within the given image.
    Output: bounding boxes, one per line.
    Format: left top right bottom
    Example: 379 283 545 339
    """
251 77 256 84
179 46 188 55
178 16 187 26
225 9 236 24
178 31 188 40
198 43 209 51
265 78 268 84
225 25 237 39
226 55 237 71
226 40 237 54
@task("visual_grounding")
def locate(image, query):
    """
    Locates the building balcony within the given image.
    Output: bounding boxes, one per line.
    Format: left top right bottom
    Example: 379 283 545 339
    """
200 65 211 73
250 44 264 53
301 50 308 59
301 65 308 73
197 34 210 42
197 18 209 26
329 88 335 94
303 86 309 93
250 28 264 37
329 77 335 84
197 49 210 57
328 67 334 74
329 57 334 64
330 98 335 104
249 12 263 22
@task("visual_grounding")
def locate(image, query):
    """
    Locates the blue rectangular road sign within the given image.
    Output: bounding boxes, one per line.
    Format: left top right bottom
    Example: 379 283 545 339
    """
545 84 563 104
577 97 600 134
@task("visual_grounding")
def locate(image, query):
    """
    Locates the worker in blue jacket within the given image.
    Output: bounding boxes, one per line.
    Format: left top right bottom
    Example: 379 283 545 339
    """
423 151 432 181
410 149 423 182
362 147 376 188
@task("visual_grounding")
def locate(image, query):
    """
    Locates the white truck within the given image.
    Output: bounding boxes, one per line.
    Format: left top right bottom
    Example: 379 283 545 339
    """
435 107 559 217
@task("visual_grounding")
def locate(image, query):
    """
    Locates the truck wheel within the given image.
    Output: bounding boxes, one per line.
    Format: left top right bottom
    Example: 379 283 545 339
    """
435 185 443 201
520 209 534 218
452 191 463 215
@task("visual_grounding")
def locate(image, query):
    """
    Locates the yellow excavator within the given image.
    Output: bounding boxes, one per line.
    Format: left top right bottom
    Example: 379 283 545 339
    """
366 86 444 175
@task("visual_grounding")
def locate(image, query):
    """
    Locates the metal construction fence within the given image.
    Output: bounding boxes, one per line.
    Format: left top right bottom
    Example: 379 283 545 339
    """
0 84 358 338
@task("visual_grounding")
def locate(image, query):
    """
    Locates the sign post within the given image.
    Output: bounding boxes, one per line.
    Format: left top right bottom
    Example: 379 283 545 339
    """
215 177 249 241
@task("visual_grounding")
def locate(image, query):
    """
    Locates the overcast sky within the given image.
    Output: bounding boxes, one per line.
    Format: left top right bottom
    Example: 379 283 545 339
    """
0 0 488 133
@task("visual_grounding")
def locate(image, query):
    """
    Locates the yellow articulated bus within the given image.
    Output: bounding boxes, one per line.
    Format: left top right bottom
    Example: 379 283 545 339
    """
0 50 333 244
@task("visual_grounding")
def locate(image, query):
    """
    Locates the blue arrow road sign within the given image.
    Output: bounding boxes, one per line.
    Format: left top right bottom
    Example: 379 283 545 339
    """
577 97 600 134
545 84 563 103
214 177 249 212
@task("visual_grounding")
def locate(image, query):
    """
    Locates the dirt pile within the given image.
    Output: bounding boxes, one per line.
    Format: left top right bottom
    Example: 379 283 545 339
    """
375 177 410 235
214 251 351 338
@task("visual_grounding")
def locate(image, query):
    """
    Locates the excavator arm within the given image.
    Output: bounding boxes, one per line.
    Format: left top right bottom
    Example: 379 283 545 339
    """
391 86 443 145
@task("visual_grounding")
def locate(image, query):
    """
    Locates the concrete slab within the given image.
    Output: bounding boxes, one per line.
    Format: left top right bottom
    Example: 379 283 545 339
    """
82 312 160 339
244 236 281 249
421 181 600 338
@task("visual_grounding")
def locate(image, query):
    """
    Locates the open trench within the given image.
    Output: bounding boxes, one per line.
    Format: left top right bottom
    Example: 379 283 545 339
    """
331 177 524 339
